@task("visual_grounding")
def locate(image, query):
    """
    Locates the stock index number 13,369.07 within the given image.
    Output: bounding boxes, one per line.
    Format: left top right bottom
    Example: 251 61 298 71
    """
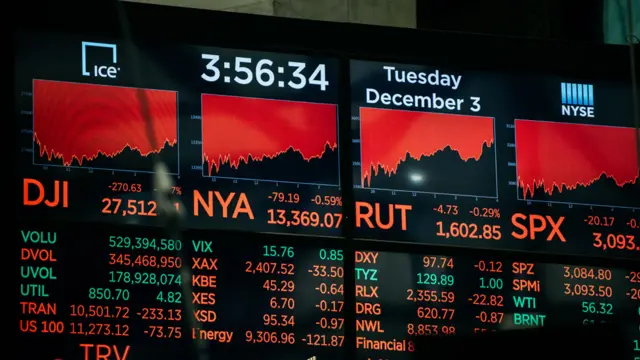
266 192 343 230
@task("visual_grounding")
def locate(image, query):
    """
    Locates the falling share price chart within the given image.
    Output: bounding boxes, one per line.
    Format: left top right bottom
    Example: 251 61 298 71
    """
515 120 639 209
185 47 342 236
350 59 639 258
513 120 640 256
17 222 346 360
354 249 640 360
506 78 639 258
16 32 343 237
201 95 339 186
25 79 180 222
357 107 497 197
16 34 182 228
32 80 179 174
350 60 504 251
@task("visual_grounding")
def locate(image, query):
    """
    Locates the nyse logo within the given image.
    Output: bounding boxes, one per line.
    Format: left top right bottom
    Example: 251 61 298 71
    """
561 82 594 118
82 41 119 78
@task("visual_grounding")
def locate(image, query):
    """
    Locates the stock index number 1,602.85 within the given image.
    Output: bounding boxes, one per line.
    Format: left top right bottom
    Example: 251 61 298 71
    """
354 199 638 258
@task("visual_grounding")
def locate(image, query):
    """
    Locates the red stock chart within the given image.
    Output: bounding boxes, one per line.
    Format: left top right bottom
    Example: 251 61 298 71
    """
515 119 639 209
32 80 179 174
358 107 497 198
201 94 339 186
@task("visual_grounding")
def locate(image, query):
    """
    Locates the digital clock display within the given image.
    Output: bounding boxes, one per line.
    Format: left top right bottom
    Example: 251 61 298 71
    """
15 32 342 237
200 54 330 91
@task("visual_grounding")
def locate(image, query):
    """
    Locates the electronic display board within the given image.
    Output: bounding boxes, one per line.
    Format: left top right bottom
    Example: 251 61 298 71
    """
13 5 640 360
15 32 343 237
17 223 345 360
354 249 639 360
350 59 639 258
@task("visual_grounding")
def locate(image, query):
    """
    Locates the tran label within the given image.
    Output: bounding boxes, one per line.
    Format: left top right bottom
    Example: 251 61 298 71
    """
81 41 119 78
560 82 594 118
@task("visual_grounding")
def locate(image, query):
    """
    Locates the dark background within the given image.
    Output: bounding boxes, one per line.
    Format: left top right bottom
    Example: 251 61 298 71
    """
417 0 604 42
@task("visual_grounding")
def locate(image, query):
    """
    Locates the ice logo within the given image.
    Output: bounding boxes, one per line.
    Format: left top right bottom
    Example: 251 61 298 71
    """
81 41 119 78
